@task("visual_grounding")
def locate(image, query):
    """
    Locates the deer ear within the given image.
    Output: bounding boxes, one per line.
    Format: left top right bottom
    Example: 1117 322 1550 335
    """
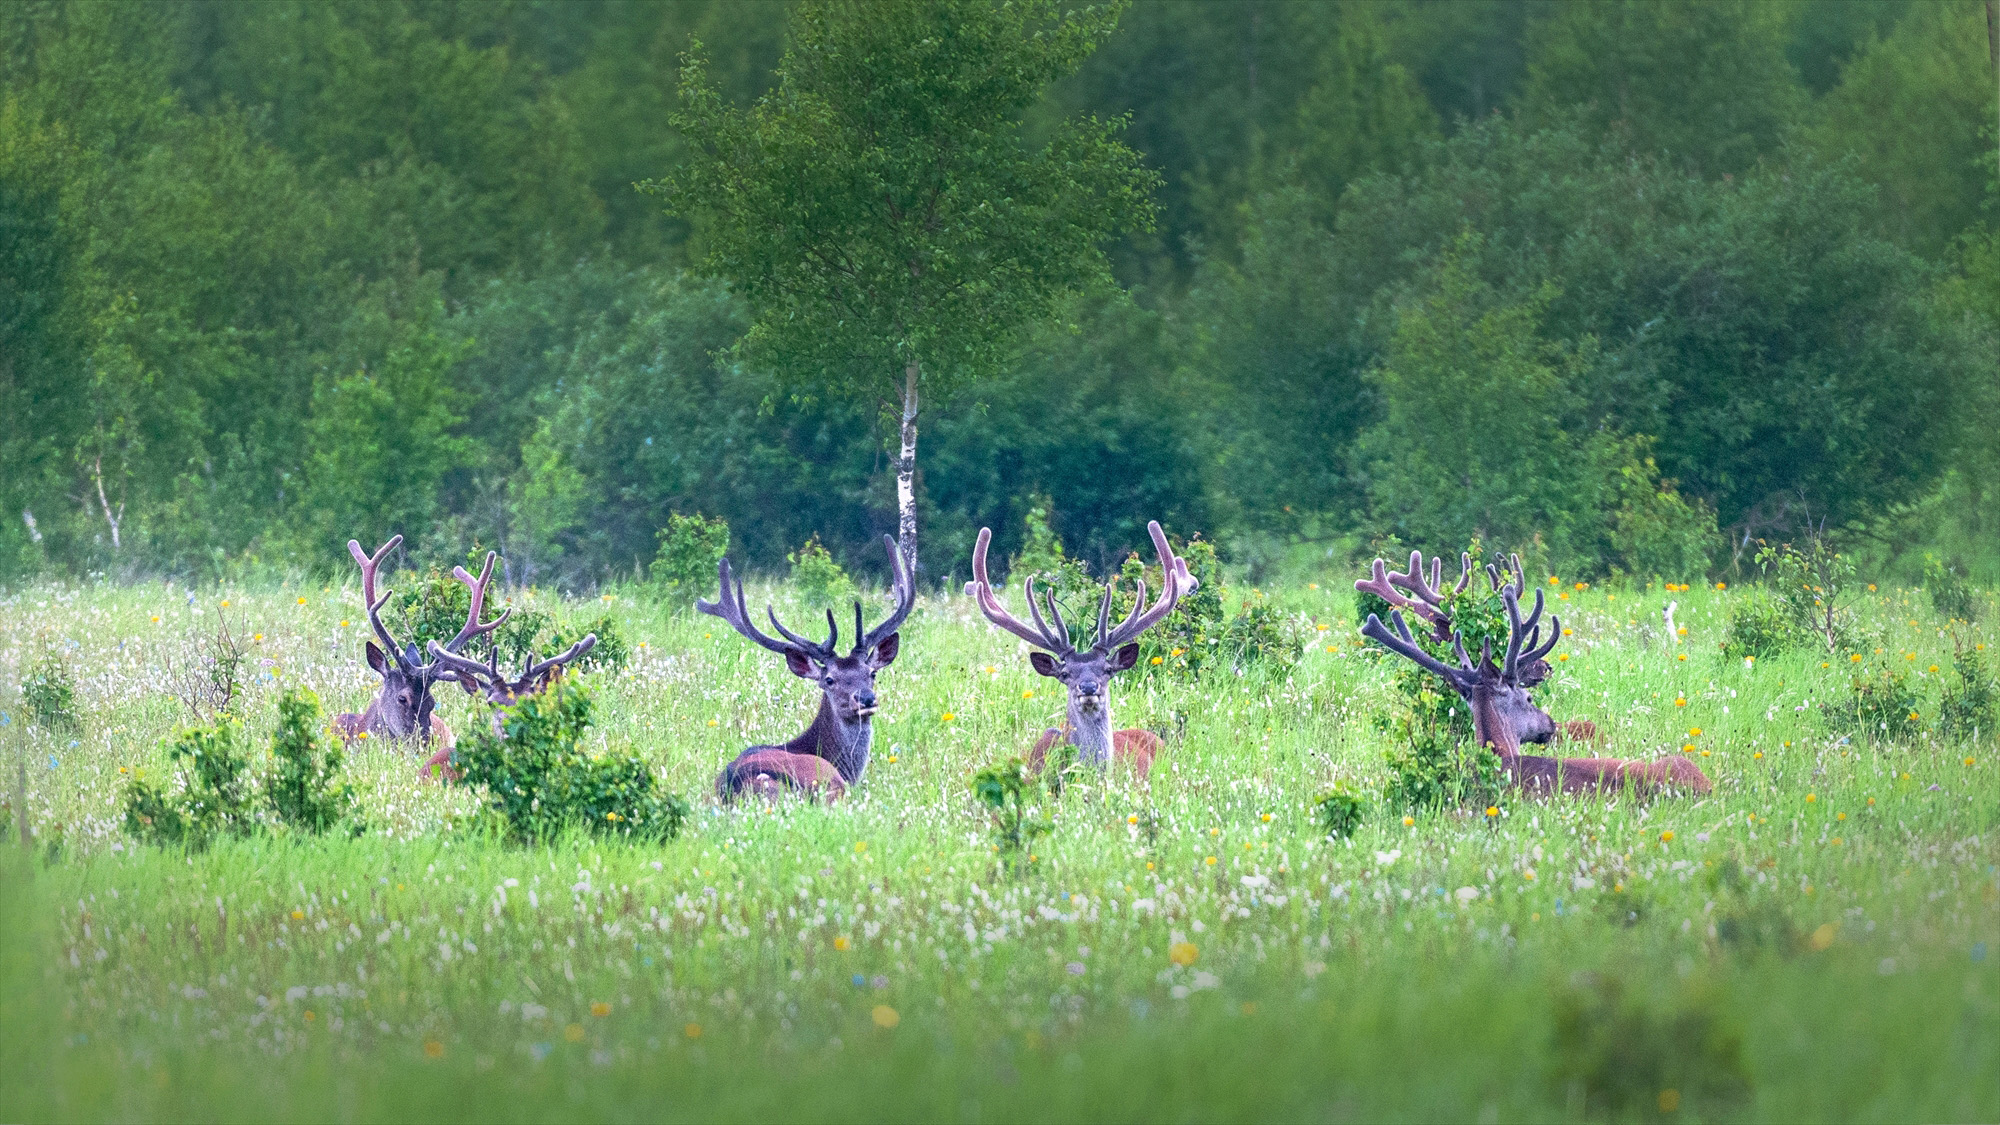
366 642 388 675
452 672 479 695
869 632 900 668
1107 643 1141 673
1028 651 1062 678
784 649 817 679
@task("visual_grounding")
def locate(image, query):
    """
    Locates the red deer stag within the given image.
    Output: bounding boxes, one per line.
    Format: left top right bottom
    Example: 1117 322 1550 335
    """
699 535 914 803
332 536 510 779
1356 550 1710 797
965 520 1195 781
423 631 599 779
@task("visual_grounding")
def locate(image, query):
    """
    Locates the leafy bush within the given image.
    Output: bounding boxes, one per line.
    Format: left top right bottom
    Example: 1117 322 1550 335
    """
549 614 629 674
1550 974 1751 1121
1823 665 1925 744
788 535 856 609
453 680 688 843
1923 553 1979 622
122 720 259 850
650 512 731 609
1721 589 1797 660
971 758 1050 870
1937 641 1996 742
264 689 359 835
21 651 79 732
1753 535 1857 654
1312 782 1367 839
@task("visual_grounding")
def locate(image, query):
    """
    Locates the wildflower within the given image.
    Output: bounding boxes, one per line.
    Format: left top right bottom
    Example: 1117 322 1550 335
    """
1150 656 1164 665
1562 628 1573 636
564 1024 585 1043
1260 812 1273 823
1867 584 1877 592
1715 582 1726 590
1689 727 1702 737
1523 870 1536 880
1682 744 1695 753
1836 812 1845 821
834 936 849 951
1210 827 1220 836
1677 653 1687 662
1967 757 1978 768
1830 837 1843 846
684 1023 702 1039
984 665 996 674
1700 750 1711 757
1402 816 1414 827
151 615 160 623
291 910 304 920
1753 751 1763 759
424 1040 444 1059
296 596 307 605
339 620 349 628
941 712 954 722
220 600 231 608
1929 664 1939 673
1169 942 1198 966
1867 797 1875 806
1204 856 1217 866
1022 690 1034 699
1558 654 1570 662
1127 814 1138 825
1674 697 1687 707
1315 623 1329 632
1549 576 1560 585
854 841 868 853
1485 806 1499 818
871 1005 900 1029
591 1002 611 1018
1660 1090 1681 1113
1660 831 1674 843
1806 793 1817 803
707 719 718 727
1574 583 1587 591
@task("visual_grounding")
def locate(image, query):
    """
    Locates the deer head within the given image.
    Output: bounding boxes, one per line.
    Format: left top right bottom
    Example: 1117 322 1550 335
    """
1355 550 1561 756
350 536 509 740
966 520 1195 766
426 634 599 707
699 535 914 768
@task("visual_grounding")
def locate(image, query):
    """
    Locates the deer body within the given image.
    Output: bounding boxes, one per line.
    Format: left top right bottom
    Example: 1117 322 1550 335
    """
1358 550 1711 801
967 520 1195 782
700 536 914 805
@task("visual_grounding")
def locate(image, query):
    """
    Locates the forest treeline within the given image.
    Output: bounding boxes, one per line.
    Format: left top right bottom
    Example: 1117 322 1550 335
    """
2 0 1995 588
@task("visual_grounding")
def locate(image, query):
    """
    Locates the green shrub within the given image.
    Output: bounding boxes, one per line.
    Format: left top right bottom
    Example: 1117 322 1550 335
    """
1312 782 1368 839
650 512 731 609
788 535 855 609
264 689 359 835
971 758 1050 870
549 614 629 674
453 680 687 843
1823 665 1925 744
1937 640 1996 742
1753 535 1858 654
1550 974 1751 1121
1923 553 1979 622
122 719 259 850
1721 589 1797 660
21 650 79 732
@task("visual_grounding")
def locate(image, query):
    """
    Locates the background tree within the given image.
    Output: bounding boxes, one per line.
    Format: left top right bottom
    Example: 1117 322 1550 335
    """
651 0 1159 571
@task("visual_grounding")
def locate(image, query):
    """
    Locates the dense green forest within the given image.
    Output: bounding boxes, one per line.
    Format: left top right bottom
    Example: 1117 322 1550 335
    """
2 0 1995 588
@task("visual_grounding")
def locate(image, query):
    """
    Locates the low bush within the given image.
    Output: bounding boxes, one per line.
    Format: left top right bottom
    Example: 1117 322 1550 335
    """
21 650 79 732
787 535 854 609
264 689 360 835
1550 973 1752 1121
1923 552 1979 622
1312 782 1367 839
453 681 688 843
1823 665 1926 744
122 720 260 850
1721 589 1796 660
971 758 1050 871
1937 640 1996 742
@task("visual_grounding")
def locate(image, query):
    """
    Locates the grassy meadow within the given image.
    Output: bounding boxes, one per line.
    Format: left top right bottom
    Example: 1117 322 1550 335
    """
1 570 1996 1122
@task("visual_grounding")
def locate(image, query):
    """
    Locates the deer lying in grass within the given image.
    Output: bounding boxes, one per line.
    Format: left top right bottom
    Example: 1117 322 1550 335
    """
1357 550 1710 798
332 536 509 779
700 536 914 804
965 520 1195 781
424 623 598 778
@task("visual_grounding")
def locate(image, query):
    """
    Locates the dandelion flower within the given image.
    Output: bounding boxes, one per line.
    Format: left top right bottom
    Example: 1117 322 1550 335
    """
834 936 849 951
941 712 955 722
871 1005 900 1029
1260 812 1273 823
1806 793 1816 803
1402 816 1414 827
1022 690 1034 699
1168 942 1198 966
1150 656 1164 665
564 1024 585 1043
591 1002 611 1018
296 596 307 605
1204 856 1217 866
1966 757 1978 768
424 1040 444 1059
684 1023 702 1039
291 910 304 920
1485 806 1499 818
1660 831 1674 843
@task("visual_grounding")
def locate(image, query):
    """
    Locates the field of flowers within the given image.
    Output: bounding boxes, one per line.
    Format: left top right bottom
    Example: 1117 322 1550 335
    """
2 571 1996 1122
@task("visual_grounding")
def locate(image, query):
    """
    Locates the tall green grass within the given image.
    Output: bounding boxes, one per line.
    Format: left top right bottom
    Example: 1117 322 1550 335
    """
2 575 1995 1121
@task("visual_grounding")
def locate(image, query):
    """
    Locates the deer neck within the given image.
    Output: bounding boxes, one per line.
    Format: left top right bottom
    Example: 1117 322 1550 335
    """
1067 696 1115 766
794 695 872 784
1468 685 1521 761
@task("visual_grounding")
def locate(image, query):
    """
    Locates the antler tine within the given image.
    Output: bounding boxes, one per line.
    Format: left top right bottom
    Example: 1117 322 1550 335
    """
1501 585 1546 683
1358 556 1453 632
1361 610 1474 690
964 527 1065 651
349 535 407 665
1094 582 1113 649
696 558 798 657
426 640 501 690
442 550 512 654
857 535 915 655
1024 577 1074 655
520 634 597 686
1454 551 1473 595
1392 550 1448 607
1100 521 1196 651
1452 630 1474 671
1524 613 1563 665
763 604 834 660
